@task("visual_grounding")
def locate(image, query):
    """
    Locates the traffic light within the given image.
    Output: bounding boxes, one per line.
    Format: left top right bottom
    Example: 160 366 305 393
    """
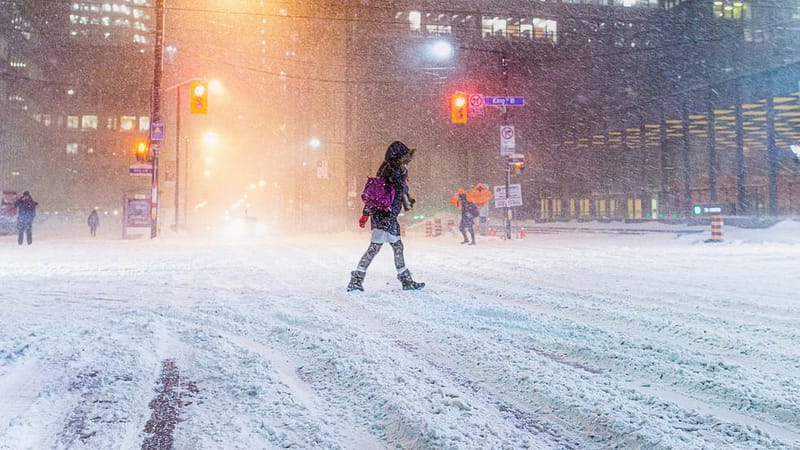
509 153 525 175
451 92 468 124
190 81 208 114
134 140 149 161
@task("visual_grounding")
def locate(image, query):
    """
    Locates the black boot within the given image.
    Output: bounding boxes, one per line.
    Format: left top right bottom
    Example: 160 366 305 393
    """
347 271 365 292
398 270 425 290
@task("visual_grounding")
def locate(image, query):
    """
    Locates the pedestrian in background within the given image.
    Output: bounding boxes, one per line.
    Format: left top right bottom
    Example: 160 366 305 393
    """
14 191 37 245
88 209 100 237
457 192 478 245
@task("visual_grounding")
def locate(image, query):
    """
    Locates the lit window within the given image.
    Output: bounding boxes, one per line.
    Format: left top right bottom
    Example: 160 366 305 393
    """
533 18 558 43
409 11 421 32
66 143 78 154
139 116 150 131
82 115 98 130
120 116 136 131
67 116 79 129
482 17 507 38
714 1 751 19
43 115 51 126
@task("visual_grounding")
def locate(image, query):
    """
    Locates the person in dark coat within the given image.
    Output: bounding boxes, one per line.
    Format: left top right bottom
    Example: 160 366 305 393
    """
88 209 100 237
14 191 37 245
457 193 478 245
348 141 425 291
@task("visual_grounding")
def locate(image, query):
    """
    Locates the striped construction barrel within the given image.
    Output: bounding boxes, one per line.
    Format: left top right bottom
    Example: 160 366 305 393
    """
710 214 724 242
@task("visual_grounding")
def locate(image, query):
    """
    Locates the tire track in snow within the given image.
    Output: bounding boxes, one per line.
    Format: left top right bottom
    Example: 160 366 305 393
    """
392 338 582 449
141 359 198 450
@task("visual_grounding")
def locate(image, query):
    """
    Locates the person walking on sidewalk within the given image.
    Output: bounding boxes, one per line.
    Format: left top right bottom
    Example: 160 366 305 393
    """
88 209 100 237
14 191 37 245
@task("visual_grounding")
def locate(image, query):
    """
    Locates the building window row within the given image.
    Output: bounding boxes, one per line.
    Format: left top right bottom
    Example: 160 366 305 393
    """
65 143 99 155
713 1 752 20
482 16 558 42
34 113 149 132
407 11 557 43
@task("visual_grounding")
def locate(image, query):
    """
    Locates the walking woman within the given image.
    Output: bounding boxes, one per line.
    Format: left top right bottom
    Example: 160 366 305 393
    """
347 141 425 291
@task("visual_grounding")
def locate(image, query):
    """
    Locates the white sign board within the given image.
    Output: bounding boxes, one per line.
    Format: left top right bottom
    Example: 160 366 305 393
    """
129 164 153 176
493 184 523 208
500 125 515 156
468 94 484 117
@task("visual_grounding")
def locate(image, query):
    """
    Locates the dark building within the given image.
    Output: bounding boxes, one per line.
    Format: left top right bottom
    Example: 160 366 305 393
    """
1 0 154 213
342 0 800 220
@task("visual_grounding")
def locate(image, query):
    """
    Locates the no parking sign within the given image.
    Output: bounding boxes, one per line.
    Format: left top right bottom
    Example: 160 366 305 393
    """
500 125 515 156
469 94 484 117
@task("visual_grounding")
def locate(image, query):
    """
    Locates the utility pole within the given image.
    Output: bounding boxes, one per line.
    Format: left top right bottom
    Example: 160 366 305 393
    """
173 85 181 231
149 0 164 238
502 51 512 240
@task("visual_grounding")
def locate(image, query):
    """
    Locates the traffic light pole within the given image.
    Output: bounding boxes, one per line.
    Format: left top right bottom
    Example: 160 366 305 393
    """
501 51 512 240
149 0 164 239
173 85 181 232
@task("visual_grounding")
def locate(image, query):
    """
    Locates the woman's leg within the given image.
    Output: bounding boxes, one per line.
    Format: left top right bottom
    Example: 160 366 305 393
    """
348 242 383 291
390 240 406 274
356 242 383 272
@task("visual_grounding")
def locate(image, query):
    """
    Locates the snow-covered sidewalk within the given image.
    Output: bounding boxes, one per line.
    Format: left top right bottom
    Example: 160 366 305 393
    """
1 220 799 449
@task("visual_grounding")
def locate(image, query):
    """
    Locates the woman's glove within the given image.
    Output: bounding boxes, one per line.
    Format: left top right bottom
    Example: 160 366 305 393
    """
358 214 369 228
402 194 415 211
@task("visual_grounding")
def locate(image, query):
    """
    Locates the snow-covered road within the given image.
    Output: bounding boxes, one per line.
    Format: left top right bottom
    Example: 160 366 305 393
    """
1 221 799 449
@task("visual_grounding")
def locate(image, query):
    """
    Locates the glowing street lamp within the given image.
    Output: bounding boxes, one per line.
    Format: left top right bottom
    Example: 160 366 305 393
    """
203 131 220 149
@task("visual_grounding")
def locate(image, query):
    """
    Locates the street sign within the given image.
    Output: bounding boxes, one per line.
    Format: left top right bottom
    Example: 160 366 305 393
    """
150 122 165 141
468 94 484 117
129 164 153 176
692 204 723 216
500 125 515 156
493 184 523 208
485 96 525 106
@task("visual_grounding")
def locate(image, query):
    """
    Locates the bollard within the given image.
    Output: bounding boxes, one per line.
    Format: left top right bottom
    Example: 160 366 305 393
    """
425 220 433 238
488 226 496 237
710 214 723 242
434 218 442 236
518 227 526 239
446 218 455 233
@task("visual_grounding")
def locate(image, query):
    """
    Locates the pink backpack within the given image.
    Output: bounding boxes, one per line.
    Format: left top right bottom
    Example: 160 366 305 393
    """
361 177 396 211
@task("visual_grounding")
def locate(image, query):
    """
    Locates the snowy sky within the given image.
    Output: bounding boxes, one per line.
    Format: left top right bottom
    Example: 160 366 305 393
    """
1 218 799 449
